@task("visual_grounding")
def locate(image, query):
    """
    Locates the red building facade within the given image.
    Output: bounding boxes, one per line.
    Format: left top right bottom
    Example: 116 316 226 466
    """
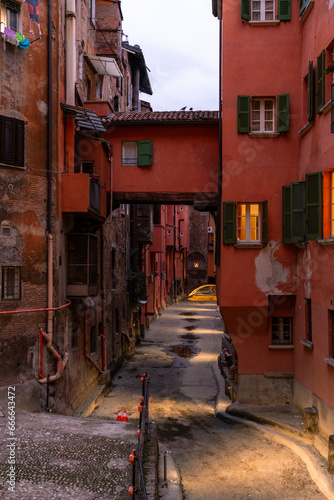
213 0 334 449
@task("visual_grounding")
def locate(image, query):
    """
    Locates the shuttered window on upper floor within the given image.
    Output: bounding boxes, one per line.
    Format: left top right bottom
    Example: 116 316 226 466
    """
238 95 289 134
0 115 25 168
282 172 322 244
317 50 326 113
241 0 291 22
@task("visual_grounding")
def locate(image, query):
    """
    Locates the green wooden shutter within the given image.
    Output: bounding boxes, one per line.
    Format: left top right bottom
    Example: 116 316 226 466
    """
223 202 236 245
137 140 153 166
282 186 292 244
305 172 322 240
262 200 268 245
277 94 290 132
15 119 25 168
317 50 326 113
237 96 250 133
241 0 251 20
307 61 315 122
278 0 291 20
291 182 305 243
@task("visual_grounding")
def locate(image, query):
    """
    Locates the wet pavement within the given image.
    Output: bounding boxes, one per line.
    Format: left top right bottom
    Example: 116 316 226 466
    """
1 300 334 499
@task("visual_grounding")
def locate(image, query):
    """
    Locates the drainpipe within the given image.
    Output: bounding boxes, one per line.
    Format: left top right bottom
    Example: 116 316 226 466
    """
215 0 223 267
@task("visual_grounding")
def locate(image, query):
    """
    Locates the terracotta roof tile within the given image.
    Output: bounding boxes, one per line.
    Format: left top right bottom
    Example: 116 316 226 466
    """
102 110 219 126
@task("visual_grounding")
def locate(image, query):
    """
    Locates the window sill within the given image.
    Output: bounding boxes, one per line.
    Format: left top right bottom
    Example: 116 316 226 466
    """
268 345 294 350
319 100 331 115
0 162 26 170
324 358 334 367
249 20 280 27
248 132 280 138
317 237 334 246
299 0 314 22
301 340 313 349
298 121 313 136
0 33 19 46
234 243 264 249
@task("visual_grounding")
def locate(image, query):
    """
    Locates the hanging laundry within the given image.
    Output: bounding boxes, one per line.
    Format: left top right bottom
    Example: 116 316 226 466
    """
19 38 30 49
15 32 25 42
4 27 16 39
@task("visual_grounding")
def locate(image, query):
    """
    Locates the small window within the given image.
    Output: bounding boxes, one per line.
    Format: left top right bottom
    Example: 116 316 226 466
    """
272 317 293 345
2 227 11 237
81 162 94 175
237 203 261 243
122 140 153 167
0 1 20 32
2 266 21 300
251 0 274 21
329 310 334 359
306 298 312 343
0 115 24 168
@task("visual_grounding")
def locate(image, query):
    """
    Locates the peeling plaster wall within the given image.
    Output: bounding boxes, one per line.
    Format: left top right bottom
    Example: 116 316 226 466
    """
255 241 290 295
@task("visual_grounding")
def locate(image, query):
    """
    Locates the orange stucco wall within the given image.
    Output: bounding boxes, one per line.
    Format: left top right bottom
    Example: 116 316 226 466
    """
217 0 334 411
107 123 219 202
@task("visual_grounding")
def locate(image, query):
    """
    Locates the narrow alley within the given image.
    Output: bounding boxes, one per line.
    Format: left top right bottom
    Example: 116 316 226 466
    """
91 300 329 500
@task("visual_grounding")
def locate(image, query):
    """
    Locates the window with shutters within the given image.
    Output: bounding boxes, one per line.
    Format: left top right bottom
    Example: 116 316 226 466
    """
241 0 290 22
223 201 268 246
121 140 153 166
282 172 322 244
1 266 21 300
238 95 289 135
271 317 293 345
0 116 25 168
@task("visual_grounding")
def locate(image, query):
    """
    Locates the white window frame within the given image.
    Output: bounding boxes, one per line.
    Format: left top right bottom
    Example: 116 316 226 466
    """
251 98 275 133
237 203 261 243
251 0 275 22
1 266 21 300
122 141 138 166
331 172 334 238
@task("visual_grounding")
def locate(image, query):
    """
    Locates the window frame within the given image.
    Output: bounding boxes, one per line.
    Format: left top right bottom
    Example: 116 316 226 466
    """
0 0 21 33
121 140 153 167
329 310 334 359
251 0 275 22
251 98 275 133
223 200 268 245
1 266 21 301
237 202 261 244
271 316 293 345
306 298 312 343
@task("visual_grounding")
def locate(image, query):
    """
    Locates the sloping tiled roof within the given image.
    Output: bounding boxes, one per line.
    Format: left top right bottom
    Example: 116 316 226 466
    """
102 110 219 127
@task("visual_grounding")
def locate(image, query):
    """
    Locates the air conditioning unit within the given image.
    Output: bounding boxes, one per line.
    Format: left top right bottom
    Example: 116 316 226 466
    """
208 226 214 233
161 272 167 280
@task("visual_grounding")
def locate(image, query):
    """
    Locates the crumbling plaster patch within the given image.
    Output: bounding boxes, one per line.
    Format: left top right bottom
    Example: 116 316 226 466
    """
297 246 312 297
255 241 290 294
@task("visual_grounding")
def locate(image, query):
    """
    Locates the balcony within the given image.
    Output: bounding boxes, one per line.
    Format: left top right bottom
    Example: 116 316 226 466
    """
150 225 165 253
61 173 105 218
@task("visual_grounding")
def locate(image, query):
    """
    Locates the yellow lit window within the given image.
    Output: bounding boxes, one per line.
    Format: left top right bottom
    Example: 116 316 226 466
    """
237 203 260 243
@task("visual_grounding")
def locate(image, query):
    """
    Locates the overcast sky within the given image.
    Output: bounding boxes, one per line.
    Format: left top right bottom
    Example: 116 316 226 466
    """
121 0 219 112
